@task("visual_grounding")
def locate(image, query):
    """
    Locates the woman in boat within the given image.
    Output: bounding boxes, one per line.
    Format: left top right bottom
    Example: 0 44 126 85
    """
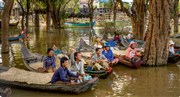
102 42 119 66
51 57 82 84
125 41 142 61
91 48 109 70
169 40 180 56
52 44 62 56
94 37 103 49
70 51 85 76
43 48 56 73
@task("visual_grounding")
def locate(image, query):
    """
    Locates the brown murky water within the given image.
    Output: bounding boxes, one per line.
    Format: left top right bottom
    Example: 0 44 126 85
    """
1 27 180 97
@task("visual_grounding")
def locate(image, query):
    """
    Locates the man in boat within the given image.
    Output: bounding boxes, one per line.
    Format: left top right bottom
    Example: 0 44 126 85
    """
70 50 85 76
51 57 82 84
169 40 180 56
43 48 56 73
113 33 121 44
106 37 120 51
52 44 62 56
125 41 142 62
102 42 119 66
91 48 109 70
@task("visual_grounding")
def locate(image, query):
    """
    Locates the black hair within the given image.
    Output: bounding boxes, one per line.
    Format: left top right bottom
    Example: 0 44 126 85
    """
95 48 101 52
74 52 81 61
60 57 69 66
47 48 53 54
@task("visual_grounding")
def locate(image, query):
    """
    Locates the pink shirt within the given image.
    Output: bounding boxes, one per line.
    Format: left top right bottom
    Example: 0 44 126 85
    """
125 47 138 59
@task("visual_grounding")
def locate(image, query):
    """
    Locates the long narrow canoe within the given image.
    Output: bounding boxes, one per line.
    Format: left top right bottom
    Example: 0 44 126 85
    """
65 21 96 28
0 31 25 42
168 56 180 63
0 67 98 94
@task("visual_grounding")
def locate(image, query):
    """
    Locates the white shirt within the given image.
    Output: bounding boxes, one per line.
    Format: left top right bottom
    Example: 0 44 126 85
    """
169 46 175 54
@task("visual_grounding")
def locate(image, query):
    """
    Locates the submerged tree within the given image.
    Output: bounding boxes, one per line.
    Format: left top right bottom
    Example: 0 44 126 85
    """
111 0 119 26
88 0 96 24
1 0 14 53
50 0 71 29
170 0 179 34
118 0 148 40
143 0 171 66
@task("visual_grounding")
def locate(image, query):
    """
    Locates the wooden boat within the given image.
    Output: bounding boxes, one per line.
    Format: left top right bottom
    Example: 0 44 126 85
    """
21 45 51 72
0 67 99 94
76 38 94 52
9 21 19 26
84 66 113 79
119 55 143 69
170 34 180 38
0 20 19 28
0 32 25 42
65 21 96 28
168 56 180 63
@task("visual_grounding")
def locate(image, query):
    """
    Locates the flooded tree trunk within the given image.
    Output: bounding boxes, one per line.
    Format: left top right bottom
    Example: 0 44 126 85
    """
88 0 95 25
1 0 14 53
46 0 51 32
35 11 39 31
143 0 171 66
17 0 25 30
112 0 118 26
118 0 147 40
26 0 30 32
131 0 146 40
173 0 179 34
51 5 60 29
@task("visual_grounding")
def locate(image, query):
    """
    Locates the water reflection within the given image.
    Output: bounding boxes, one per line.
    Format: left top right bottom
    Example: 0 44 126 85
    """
0 27 180 97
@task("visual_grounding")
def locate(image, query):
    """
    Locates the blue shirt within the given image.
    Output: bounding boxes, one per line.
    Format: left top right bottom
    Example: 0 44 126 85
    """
54 49 62 55
109 39 116 47
43 56 56 69
51 67 77 83
102 49 114 62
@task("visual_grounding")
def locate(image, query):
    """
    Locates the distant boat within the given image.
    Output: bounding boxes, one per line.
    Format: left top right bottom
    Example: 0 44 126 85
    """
0 20 19 28
65 21 96 28
0 31 26 42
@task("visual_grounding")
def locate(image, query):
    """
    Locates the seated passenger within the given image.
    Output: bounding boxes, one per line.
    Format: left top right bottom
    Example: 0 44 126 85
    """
102 43 119 65
125 41 142 60
70 51 85 76
94 37 103 49
51 57 82 84
91 48 109 70
52 44 62 56
169 40 180 57
43 48 56 73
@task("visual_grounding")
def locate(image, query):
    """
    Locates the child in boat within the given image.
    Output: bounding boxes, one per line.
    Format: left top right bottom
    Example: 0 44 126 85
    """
169 40 180 56
125 41 142 61
51 57 82 84
52 44 62 56
94 37 103 49
91 48 109 70
43 48 56 73
102 43 119 66
70 51 85 76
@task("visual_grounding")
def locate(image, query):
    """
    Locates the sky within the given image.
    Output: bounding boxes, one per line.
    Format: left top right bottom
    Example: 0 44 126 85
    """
122 0 133 2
